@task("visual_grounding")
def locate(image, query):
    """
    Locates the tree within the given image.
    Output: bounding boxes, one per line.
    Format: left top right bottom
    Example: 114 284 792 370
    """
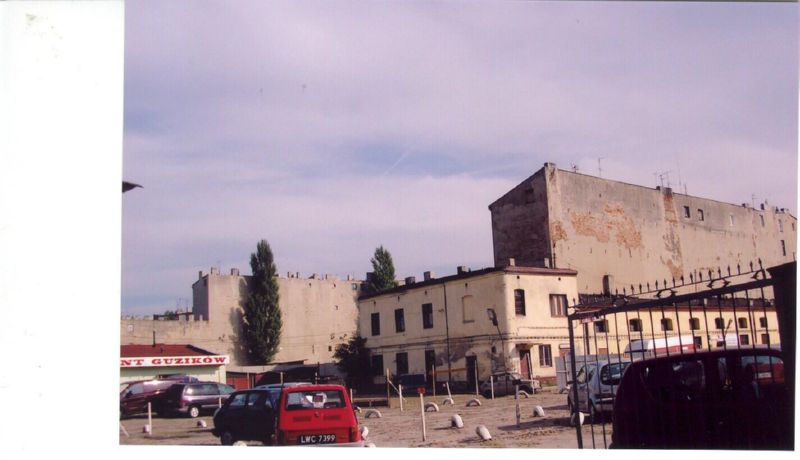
243 239 283 364
333 336 371 389
364 245 398 294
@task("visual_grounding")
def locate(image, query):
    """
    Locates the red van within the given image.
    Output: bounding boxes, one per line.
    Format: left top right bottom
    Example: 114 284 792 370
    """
275 384 362 445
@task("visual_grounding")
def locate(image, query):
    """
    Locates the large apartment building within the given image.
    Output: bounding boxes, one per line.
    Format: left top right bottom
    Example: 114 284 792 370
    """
490 163 796 296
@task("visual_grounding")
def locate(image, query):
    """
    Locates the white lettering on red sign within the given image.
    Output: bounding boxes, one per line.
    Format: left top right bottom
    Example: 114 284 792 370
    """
119 355 229 368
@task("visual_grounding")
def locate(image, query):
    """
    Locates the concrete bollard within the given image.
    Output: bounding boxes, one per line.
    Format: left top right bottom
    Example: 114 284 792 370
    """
365 409 382 419
466 398 481 407
425 402 440 412
450 414 464 428
232 441 248 446
354 405 362 413
533 405 545 417
442 398 455 406
517 390 530 399
476 425 492 441
571 412 585 427
196 420 207 428
360 426 369 439
364 442 377 448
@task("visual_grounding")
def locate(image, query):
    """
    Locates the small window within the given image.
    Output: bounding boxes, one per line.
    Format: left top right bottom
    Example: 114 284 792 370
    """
740 334 750 345
689 317 700 330
693 336 703 349
760 334 770 345
538 344 552 367
781 240 786 256
715 318 725 330
737 317 748 329
683 206 691 218
549 294 568 317
514 289 526 316
661 318 674 331
422 303 434 329
759 317 768 328
629 319 643 332
697 209 704 221
371 313 380 336
594 319 609 333
396 352 409 375
394 308 405 333
371 354 384 376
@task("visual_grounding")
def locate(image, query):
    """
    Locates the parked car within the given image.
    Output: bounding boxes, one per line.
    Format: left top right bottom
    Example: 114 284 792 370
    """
567 359 631 421
275 384 362 445
156 381 235 418
480 372 541 398
611 347 791 449
213 383 362 446
397 373 427 392
120 376 195 418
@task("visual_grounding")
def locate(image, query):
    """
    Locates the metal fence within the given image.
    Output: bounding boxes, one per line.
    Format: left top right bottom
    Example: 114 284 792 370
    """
567 260 795 449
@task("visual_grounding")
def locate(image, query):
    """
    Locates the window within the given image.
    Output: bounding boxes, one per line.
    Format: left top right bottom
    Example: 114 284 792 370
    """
761 334 770 345
371 313 380 336
371 355 384 376
697 209 704 221
781 240 786 256
729 214 735 226
394 308 405 333
683 206 691 218
514 289 526 315
739 334 750 345
715 318 725 330
629 319 643 332
600 362 630 385
689 317 700 330
549 294 568 317
228 393 248 408
661 318 674 331
538 344 552 367
422 303 434 329
396 352 408 375
594 319 609 333
737 317 748 329
693 336 703 349
425 350 436 373
462 295 474 323
759 317 768 328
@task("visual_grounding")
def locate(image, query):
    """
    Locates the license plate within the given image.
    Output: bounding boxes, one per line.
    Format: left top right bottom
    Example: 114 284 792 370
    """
299 434 336 444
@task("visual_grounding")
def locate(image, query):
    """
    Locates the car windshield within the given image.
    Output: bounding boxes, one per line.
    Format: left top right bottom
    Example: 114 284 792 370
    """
600 362 630 385
285 390 345 410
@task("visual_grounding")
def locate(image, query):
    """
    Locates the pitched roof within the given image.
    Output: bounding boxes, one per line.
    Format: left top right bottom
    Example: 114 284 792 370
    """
121 344 217 358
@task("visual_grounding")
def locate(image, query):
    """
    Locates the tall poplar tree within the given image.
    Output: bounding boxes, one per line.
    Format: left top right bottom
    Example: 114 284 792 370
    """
364 245 398 294
243 239 282 364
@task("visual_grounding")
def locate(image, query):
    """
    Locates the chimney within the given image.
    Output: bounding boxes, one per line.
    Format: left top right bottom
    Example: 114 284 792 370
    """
405 276 416 285
230 268 239 276
424 271 435 281
198 270 203 280
210 267 219 275
457 266 467 275
761 203 766 210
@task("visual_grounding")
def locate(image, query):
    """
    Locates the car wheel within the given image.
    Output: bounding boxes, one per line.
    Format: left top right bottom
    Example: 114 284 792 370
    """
188 405 200 418
220 430 235 446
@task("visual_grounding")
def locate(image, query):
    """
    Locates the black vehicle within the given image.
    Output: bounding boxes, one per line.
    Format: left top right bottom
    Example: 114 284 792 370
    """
120 375 197 419
157 382 235 418
397 373 427 392
611 347 791 450
212 387 283 445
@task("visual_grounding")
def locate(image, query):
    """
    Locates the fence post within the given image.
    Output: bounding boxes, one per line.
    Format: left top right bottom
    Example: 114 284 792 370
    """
420 392 427 442
446 381 452 400
515 384 520 428
568 315 584 449
399 384 404 412
386 368 391 409
490 375 494 400
280 372 283 385
474 365 479 397
147 402 152 436
768 261 796 437
432 367 436 397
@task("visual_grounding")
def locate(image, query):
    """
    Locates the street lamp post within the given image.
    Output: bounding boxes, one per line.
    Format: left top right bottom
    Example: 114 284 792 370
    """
487 308 506 373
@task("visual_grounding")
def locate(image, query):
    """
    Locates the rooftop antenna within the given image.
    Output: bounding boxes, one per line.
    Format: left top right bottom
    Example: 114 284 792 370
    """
598 157 605 178
656 171 673 188
570 163 579 173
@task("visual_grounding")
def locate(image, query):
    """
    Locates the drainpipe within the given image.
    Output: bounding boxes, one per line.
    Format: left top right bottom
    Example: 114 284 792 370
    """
442 281 452 385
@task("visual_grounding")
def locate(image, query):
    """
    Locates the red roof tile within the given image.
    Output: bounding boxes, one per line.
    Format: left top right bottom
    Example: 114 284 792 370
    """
121 344 216 358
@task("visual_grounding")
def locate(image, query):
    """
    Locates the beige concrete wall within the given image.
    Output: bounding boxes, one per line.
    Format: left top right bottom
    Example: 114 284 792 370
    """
491 163 797 294
121 269 362 367
358 267 580 383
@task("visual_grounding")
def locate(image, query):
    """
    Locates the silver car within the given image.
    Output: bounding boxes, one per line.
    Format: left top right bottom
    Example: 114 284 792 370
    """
567 360 631 421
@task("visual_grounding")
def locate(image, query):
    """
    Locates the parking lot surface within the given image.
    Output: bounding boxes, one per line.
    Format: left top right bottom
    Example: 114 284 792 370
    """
119 388 608 448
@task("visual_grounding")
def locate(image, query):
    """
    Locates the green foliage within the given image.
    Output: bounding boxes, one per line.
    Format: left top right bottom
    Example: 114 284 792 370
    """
243 240 283 365
159 310 179 320
333 336 371 389
364 246 398 294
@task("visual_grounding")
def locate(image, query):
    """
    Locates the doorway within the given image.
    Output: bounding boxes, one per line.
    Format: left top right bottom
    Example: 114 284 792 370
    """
466 356 477 391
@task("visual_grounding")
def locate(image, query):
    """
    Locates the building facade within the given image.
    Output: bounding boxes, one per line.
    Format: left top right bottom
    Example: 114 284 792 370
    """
358 265 580 386
121 267 362 368
490 163 797 296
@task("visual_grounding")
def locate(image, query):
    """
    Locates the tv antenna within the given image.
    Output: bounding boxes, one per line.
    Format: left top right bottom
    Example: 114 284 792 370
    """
655 170 673 188
597 157 605 178
570 163 579 173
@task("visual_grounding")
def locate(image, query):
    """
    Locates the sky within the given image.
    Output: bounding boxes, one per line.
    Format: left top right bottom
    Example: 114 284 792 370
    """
122 1 798 317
